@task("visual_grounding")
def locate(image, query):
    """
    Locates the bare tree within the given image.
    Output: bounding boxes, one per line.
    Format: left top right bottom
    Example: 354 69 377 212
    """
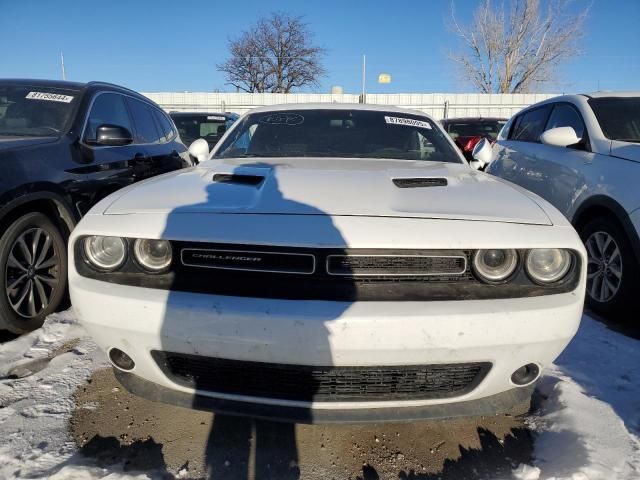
449 0 589 93
217 13 326 93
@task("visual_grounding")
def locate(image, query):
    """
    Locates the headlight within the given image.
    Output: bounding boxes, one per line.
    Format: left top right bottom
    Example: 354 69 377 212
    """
526 248 572 284
84 236 126 271
133 239 172 272
473 249 518 282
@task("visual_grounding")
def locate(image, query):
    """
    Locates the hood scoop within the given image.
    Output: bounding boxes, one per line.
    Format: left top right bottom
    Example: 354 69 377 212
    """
212 173 265 186
392 177 448 188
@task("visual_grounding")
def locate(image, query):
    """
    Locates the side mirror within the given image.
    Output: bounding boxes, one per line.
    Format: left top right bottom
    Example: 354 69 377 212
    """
188 138 210 164
471 138 493 170
540 126 581 148
95 124 133 146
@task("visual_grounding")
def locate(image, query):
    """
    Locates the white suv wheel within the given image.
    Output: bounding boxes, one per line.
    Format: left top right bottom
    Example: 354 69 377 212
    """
585 231 622 303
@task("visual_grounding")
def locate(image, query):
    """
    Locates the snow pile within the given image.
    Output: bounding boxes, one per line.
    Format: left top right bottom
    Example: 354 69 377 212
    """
0 311 156 480
524 315 640 480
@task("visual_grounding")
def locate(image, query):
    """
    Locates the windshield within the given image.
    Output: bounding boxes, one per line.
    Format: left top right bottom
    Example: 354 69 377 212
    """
589 97 640 143
0 85 79 137
214 109 463 163
172 114 234 146
444 120 507 141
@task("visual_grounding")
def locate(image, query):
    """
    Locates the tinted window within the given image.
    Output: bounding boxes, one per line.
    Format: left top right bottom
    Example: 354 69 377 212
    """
154 109 175 143
510 106 551 142
172 114 228 145
0 85 79 137
84 93 132 143
445 120 506 141
127 98 162 144
588 97 640 142
215 110 462 163
545 104 585 139
497 117 514 141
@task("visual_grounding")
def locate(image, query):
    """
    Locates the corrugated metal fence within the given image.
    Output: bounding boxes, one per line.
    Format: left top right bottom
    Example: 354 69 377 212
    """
142 92 558 120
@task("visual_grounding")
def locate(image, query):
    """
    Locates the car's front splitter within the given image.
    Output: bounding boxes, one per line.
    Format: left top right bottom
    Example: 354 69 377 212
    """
113 368 535 424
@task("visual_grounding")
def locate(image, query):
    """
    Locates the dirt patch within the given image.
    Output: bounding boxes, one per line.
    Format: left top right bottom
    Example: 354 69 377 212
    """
71 368 533 479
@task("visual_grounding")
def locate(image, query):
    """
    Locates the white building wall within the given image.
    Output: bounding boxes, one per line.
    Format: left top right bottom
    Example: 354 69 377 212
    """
142 92 558 120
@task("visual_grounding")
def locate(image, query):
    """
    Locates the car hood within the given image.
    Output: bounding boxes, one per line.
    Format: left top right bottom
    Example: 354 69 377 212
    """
0 136 58 152
610 140 640 162
102 158 551 225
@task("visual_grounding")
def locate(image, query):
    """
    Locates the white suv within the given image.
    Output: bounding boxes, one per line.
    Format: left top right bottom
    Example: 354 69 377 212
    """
486 92 640 319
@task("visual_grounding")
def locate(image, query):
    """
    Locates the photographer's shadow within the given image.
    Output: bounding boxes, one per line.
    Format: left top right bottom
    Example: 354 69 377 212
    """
159 162 355 479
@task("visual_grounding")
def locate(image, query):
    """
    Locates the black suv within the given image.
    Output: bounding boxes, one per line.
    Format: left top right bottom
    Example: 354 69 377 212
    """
0 79 192 333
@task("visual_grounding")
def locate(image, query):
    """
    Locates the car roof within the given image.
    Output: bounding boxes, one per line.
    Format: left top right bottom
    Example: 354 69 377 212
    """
0 78 155 104
0 78 87 91
169 111 238 118
247 102 434 118
581 91 640 99
441 117 508 123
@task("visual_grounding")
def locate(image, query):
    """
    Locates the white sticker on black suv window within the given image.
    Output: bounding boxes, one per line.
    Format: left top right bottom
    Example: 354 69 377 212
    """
207 116 226 121
384 116 431 129
25 91 74 103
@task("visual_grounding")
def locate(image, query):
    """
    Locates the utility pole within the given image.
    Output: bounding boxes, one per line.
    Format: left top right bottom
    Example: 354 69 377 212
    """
360 54 366 104
60 51 66 81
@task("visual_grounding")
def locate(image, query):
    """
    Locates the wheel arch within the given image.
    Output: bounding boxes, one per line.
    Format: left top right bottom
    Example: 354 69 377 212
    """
572 195 640 265
0 191 78 240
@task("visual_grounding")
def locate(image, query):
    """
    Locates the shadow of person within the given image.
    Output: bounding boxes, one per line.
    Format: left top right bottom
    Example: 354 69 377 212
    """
158 161 356 479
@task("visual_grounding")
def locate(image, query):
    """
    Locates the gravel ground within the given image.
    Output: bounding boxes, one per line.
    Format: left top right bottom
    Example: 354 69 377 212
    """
70 368 533 479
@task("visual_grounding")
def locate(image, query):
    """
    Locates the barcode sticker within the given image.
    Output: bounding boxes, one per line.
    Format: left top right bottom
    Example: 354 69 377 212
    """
384 116 431 129
26 91 74 103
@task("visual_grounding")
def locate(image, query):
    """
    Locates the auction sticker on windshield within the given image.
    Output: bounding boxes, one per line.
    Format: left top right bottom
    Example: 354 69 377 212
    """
385 116 432 129
25 91 74 103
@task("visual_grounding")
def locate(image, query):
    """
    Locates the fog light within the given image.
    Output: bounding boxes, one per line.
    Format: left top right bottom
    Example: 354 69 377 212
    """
109 348 135 371
511 363 540 386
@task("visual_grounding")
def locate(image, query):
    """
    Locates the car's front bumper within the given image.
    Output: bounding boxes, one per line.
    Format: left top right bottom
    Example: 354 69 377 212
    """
114 368 535 423
71 275 583 422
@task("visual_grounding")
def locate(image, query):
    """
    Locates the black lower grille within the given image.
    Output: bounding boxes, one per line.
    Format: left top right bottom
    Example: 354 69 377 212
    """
151 351 491 402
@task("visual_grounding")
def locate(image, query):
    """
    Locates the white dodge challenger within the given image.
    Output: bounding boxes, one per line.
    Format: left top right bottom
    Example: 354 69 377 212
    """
69 104 586 423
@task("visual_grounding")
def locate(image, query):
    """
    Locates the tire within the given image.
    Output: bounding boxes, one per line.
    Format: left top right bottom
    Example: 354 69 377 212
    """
579 216 640 320
0 212 67 334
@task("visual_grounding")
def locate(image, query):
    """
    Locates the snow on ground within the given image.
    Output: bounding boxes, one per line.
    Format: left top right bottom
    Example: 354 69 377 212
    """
0 311 638 479
0 310 153 480
524 315 640 480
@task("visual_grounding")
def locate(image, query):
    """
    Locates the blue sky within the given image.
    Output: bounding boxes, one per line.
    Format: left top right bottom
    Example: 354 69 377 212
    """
1 0 638 94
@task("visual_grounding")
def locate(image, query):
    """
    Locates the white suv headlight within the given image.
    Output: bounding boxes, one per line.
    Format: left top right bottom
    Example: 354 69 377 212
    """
526 248 572 284
84 236 126 271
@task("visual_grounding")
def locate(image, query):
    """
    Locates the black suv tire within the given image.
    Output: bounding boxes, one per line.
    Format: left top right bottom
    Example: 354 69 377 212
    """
0 212 67 333
579 216 640 320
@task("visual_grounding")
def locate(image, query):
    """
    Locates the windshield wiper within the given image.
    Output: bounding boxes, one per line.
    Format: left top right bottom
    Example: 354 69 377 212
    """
614 138 640 144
